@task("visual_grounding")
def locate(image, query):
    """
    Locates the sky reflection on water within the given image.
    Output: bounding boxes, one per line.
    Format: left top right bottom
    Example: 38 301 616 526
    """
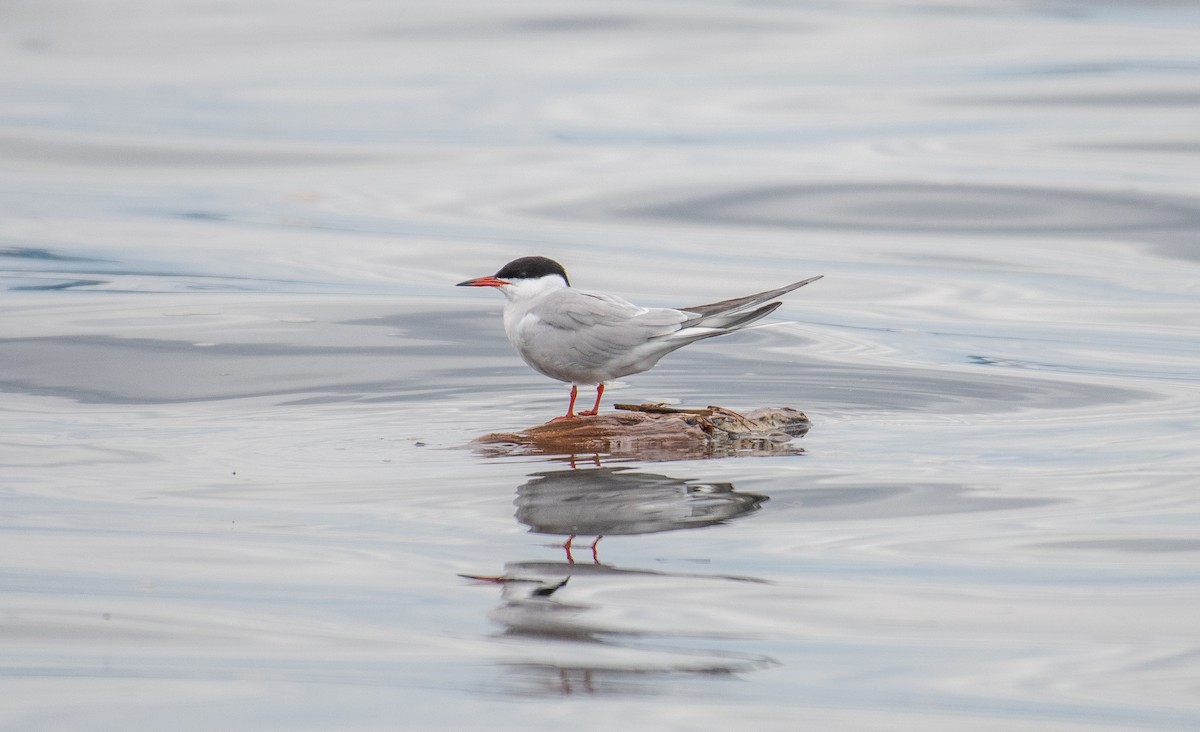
2 1 1200 730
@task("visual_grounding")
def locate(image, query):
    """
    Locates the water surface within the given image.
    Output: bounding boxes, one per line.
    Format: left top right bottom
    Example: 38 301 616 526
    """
2 1 1199 730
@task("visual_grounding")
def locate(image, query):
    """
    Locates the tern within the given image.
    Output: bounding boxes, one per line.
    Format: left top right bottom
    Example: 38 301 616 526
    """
457 256 822 419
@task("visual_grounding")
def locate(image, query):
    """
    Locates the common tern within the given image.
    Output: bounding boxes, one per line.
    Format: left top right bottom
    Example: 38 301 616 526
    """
457 256 822 419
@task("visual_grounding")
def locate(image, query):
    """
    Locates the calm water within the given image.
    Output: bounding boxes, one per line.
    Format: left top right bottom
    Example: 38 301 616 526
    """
3 1 1200 730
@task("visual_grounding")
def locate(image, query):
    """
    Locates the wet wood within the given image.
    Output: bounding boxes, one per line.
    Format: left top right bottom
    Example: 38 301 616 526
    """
612 403 714 415
474 403 810 461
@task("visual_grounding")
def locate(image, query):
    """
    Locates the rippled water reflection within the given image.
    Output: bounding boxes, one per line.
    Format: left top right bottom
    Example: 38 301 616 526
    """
3 1 1200 730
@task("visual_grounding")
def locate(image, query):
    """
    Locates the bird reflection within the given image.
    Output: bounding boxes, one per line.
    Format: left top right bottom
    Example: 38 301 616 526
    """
513 467 768 563
459 466 777 694
460 560 777 695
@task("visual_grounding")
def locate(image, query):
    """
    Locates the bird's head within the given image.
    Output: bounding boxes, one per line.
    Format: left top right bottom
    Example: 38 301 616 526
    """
457 256 570 301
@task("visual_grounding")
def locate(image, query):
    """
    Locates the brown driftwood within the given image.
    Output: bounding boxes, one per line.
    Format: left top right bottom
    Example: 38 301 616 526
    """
473 403 810 461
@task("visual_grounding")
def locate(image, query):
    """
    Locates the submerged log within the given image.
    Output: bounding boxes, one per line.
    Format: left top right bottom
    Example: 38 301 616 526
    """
474 403 810 461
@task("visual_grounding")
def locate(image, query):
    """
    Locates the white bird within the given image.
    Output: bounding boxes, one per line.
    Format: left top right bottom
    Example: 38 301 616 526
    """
457 256 822 419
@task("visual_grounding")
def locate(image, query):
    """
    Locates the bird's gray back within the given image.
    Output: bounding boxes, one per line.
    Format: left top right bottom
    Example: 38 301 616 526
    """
510 288 688 383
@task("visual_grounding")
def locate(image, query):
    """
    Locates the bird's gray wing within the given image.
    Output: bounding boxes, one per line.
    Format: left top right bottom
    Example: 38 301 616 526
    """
525 289 687 370
677 275 823 325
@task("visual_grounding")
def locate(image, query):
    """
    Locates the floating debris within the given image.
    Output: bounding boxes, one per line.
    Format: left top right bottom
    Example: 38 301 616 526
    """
474 403 810 461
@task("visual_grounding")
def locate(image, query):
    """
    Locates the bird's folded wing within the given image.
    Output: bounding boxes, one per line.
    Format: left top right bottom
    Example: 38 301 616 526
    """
527 290 688 366
678 275 824 321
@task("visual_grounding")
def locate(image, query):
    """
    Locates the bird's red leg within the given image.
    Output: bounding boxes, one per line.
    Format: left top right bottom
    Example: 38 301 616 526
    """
551 385 579 422
578 384 604 417
563 534 576 564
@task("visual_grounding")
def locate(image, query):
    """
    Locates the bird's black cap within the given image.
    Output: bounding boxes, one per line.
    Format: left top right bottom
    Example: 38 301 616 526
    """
494 256 570 285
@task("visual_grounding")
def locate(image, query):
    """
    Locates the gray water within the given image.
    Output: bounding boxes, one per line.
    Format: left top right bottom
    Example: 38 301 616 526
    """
2 1 1199 730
